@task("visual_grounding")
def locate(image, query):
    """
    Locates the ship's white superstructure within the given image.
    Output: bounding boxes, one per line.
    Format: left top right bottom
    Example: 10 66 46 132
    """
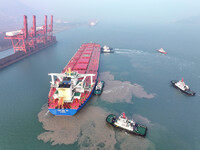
171 78 195 96
114 113 135 131
101 45 113 53
157 48 167 54
95 81 103 91
174 78 189 91
49 68 95 103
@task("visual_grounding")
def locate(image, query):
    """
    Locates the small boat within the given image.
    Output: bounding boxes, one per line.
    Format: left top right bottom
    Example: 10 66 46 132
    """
94 80 104 95
101 45 114 53
89 20 98 27
106 112 147 137
171 78 195 96
157 48 167 54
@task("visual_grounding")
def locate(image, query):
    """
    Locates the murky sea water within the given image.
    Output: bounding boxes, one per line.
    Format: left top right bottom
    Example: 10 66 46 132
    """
0 23 200 150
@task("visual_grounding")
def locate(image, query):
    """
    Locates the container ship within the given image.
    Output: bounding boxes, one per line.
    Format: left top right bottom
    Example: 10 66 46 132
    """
48 43 101 115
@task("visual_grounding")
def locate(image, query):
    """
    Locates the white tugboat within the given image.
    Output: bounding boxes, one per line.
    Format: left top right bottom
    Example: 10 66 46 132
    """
171 78 195 96
106 112 147 136
157 48 167 54
101 45 114 53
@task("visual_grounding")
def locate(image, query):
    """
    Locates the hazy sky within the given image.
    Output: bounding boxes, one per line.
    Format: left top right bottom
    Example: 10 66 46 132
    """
1 0 200 26
16 0 200 24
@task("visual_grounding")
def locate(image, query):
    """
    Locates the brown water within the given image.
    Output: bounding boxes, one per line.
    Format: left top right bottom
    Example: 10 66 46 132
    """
37 71 155 149
1 24 200 150
100 72 155 103
38 105 154 150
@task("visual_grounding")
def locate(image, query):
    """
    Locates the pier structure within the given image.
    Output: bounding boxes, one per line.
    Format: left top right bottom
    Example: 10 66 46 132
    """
0 15 56 69
4 15 56 54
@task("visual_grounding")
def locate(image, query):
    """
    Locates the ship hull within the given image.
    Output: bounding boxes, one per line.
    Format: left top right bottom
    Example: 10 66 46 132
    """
49 81 97 116
101 47 114 53
157 50 167 54
111 123 147 137
48 43 101 116
171 80 195 96
106 114 147 137
101 51 114 53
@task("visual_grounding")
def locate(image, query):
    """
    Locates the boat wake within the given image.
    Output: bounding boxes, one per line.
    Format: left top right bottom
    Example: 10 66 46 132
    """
114 48 133 52
114 48 195 75
114 48 146 55
115 51 130 54
132 114 153 126
44 110 49 116
103 90 112 94
115 48 194 64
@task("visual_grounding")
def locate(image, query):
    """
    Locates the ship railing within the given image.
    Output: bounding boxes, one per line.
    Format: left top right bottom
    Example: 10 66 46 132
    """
84 85 93 91
50 84 57 88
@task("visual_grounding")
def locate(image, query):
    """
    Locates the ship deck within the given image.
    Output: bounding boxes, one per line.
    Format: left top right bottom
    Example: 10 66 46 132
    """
48 43 101 110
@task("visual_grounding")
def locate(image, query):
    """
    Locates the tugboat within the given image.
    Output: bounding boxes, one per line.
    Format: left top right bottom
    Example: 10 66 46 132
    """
101 45 114 53
171 78 195 96
157 48 167 54
94 80 104 95
106 112 147 137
